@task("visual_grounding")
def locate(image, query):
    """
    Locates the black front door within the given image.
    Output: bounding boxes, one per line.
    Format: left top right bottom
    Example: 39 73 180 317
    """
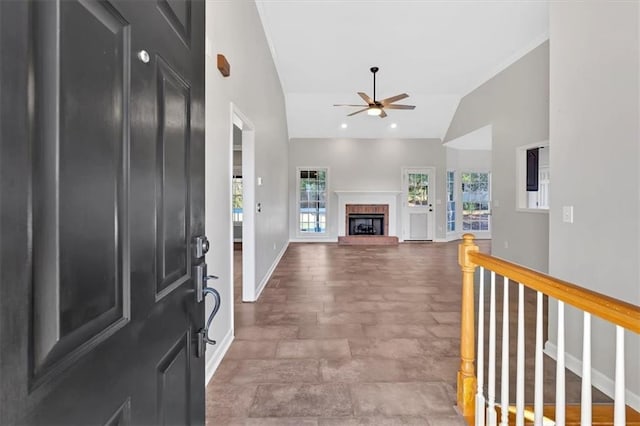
0 1 206 424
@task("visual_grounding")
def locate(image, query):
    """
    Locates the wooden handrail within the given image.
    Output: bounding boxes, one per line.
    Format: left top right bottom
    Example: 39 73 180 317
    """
456 233 640 418
467 248 640 334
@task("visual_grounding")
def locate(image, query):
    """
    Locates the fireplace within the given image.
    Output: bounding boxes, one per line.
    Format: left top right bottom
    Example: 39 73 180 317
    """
338 203 397 244
348 214 384 236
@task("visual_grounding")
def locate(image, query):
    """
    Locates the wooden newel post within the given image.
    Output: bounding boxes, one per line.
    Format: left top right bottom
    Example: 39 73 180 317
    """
457 233 479 417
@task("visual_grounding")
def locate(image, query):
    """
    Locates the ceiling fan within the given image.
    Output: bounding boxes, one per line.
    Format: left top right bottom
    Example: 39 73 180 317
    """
334 66 416 118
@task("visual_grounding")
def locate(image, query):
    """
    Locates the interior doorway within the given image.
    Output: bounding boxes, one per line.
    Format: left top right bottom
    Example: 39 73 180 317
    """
230 104 257 303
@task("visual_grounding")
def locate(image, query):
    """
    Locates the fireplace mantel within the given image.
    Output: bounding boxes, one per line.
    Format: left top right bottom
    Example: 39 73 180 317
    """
334 190 402 238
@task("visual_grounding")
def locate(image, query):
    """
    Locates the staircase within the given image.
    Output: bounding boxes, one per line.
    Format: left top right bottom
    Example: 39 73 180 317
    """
457 234 640 426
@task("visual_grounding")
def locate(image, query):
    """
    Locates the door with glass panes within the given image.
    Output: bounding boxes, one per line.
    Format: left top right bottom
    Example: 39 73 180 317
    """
402 168 435 241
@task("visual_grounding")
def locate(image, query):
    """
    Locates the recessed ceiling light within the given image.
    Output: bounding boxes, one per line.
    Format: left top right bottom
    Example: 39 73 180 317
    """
340 123 348 129
390 123 398 129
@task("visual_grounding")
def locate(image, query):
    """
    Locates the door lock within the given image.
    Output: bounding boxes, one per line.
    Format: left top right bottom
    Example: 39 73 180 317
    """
193 236 210 259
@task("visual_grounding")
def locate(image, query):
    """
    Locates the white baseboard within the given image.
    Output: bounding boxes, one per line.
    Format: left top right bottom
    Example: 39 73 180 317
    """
436 235 461 243
254 241 289 301
205 327 234 386
289 237 338 243
544 341 640 411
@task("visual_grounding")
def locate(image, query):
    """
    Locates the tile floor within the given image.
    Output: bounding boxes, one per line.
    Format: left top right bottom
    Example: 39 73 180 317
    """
206 241 606 425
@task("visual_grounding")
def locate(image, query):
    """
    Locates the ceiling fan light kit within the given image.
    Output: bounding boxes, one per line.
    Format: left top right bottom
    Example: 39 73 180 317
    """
334 66 416 118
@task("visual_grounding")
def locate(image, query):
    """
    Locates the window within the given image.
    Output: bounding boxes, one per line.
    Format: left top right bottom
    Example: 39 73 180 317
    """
232 176 242 223
298 168 327 234
447 171 456 232
461 172 490 231
407 172 429 206
516 142 549 210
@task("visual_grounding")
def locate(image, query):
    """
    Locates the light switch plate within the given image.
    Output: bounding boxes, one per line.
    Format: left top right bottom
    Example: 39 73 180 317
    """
562 206 574 223
257 177 263 186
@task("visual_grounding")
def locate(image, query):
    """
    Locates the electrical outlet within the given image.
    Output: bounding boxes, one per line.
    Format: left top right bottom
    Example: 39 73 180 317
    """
273 243 276 250
504 241 509 249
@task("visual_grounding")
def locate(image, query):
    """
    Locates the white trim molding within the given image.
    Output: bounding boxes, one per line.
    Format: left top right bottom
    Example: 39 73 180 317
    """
205 328 234 386
253 241 290 302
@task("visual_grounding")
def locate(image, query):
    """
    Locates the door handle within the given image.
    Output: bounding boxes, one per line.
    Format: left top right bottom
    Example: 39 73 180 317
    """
193 263 222 355
201 282 221 345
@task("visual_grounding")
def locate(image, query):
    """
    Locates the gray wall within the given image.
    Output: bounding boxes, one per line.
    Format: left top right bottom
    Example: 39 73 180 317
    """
549 2 640 406
289 138 447 241
205 0 289 372
444 41 550 272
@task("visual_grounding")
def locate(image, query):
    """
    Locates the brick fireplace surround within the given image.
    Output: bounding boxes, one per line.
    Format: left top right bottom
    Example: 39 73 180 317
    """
338 204 399 245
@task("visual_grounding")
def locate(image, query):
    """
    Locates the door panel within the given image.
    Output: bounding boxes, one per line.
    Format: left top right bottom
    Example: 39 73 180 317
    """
0 0 206 424
156 57 191 297
409 213 429 240
105 399 132 426
157 333 191 425
32 0 131 384
158 0 192 46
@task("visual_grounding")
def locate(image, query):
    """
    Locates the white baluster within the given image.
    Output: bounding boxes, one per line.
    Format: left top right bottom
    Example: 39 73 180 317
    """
487 271 497 426
476 267 486 426
534 291 544 426
556 301 565 426
500 276 509 426
516 284 525 426
614 326 626 426
581 312 591 426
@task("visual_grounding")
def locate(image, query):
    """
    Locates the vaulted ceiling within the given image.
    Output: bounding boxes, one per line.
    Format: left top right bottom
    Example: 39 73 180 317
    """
255 0 549 140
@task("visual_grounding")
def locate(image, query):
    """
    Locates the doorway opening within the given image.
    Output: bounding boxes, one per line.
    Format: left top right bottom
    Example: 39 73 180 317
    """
230 104 257 304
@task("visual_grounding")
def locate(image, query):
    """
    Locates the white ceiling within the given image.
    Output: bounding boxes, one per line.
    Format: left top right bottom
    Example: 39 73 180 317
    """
255 0 549 140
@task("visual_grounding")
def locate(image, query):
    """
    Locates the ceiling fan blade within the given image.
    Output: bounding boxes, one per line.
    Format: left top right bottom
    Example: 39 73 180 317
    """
333 104 369 107
347 107 370 116
358 92 374 104
380 93 409 105
384 104 416 110
379 109 388 118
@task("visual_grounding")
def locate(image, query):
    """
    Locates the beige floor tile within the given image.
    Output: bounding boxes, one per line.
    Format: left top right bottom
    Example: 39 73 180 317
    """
298 324 365 339
276 338 351 359
228 359 320 384
205 383 258 418
235 325 299 340
350 383 457 417
363 324 432 339
320 358 408 383
317 312 377 325
249 383 353 417
349 338 424 359
225 341 278 360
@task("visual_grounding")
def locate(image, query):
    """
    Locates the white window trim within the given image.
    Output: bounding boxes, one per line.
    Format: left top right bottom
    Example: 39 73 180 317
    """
296 166 329 238
460 170 492 235
515 141 550 214
446 170 457 235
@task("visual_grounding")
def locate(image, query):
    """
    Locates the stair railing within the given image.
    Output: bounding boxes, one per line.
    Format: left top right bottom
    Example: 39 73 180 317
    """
457 233 640 425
